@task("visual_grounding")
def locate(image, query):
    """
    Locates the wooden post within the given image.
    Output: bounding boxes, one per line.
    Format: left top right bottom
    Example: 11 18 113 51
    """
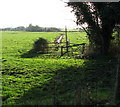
61 46 63 56
117 31 120 41
82 43 85 54
65 26 68 52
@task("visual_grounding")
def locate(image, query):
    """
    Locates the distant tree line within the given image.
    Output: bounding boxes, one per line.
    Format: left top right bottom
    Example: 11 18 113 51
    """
1 26 26 31
1 24 61 32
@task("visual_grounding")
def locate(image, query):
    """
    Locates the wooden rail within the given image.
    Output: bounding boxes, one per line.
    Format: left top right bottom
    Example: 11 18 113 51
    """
61 43 86 56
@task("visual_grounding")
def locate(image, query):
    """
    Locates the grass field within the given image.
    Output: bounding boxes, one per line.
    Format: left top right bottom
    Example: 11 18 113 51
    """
2 31 117 105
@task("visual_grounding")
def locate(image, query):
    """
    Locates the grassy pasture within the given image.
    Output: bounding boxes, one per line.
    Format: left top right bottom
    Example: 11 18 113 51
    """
2 31 117 105
2 31 88 59
2 31 59 58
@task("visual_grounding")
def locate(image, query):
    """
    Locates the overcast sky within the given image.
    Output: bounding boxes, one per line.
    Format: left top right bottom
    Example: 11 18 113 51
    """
0 0 78 29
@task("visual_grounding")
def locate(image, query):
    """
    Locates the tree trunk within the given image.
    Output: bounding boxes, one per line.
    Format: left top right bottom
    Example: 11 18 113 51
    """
101 25 114 55
102 36 110 55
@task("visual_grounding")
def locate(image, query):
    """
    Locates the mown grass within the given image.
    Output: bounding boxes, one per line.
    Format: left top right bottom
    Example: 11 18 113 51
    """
2 31 117 105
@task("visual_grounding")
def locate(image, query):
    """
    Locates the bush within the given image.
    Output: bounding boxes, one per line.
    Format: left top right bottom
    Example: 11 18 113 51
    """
32 37 49 53
109 39 120 55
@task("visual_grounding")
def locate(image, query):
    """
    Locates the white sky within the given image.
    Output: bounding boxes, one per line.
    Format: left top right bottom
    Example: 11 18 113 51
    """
0 0 78 29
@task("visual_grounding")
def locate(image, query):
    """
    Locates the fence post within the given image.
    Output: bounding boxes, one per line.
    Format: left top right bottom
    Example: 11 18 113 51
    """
66 41 69 53
61 46 63 56
82 44 85 54
65 26 69 53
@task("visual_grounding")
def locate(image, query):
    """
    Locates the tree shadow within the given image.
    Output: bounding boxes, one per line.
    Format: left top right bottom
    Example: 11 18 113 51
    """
13 65 85 106
21 49 48 58
9 56 117 106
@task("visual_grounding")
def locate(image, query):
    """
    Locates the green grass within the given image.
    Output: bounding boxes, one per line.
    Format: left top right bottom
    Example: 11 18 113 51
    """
2 31 88 59
63 32 89 44
2 31 117 105
2 58 85 105
2 31 60 58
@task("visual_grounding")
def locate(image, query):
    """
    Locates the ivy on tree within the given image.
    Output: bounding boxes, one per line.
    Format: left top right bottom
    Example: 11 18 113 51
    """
68 2 120 55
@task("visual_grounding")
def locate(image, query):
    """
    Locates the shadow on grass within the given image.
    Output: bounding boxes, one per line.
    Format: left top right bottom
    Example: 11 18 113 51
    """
21 49 50 58
4 56 117 106
13 65 86 106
